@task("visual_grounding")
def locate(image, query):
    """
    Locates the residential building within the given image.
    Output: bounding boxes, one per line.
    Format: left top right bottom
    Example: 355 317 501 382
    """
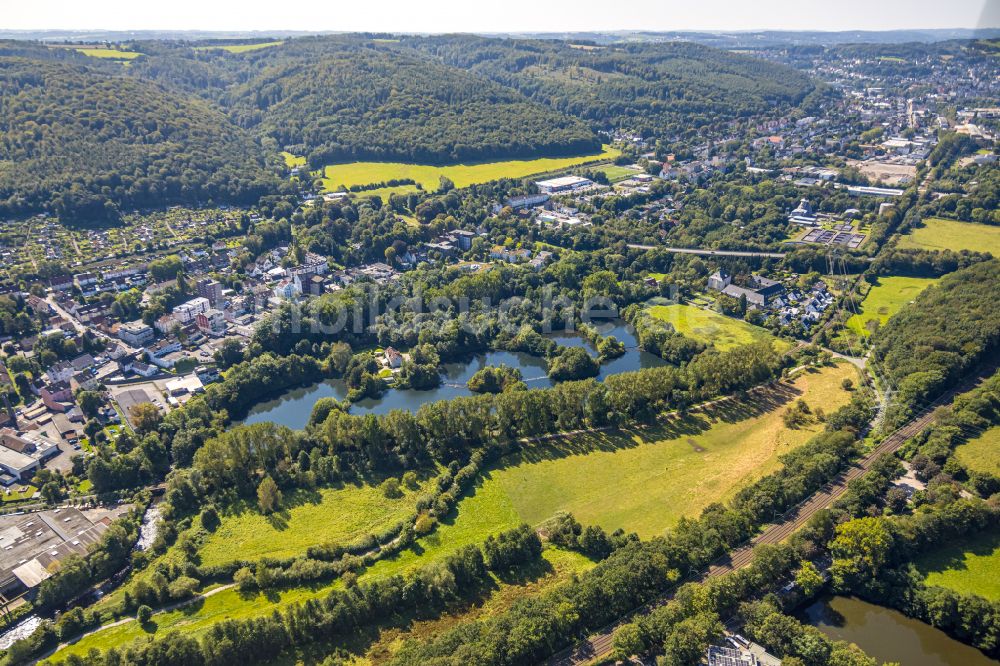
172 297 210 324
273 278 300 300
383 347 403 369
118 321 154 347
707 270 732 291
44 361 74 384
196 278 224 308
196 309 227 337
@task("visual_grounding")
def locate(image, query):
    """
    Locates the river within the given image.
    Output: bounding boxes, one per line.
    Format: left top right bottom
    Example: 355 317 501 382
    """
242 319 666 428
802 595 999 666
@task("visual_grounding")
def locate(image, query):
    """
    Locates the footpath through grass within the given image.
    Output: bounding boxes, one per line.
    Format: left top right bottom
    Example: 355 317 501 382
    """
916 530 1000 601
647 303 791 352
898 217 1000 255
317 145 621 197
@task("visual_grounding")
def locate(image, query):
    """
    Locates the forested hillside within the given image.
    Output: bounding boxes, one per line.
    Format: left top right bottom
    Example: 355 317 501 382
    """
399 36 818 138
873 259 1000 426
0 34 817 222
0 57 279 223
225 43 601 165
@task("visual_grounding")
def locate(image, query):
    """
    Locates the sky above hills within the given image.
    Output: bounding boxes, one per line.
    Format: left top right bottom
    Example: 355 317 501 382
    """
5 0 999 33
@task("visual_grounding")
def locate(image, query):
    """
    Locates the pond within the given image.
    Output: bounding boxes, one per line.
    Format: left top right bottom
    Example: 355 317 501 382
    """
801 595 999 666
242 319 666 428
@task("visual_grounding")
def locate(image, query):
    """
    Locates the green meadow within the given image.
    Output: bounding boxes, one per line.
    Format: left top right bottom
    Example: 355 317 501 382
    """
198 478 434 568
50 362 855 662
281 151 307 168
52 545 590 664
844 276 938 336
73 48 143 60
316 144 622 197
365 362 855 560
917 530 1000 601
954 426 1000 477
193 41 284 53
897 217 1000 255
647 303 791 352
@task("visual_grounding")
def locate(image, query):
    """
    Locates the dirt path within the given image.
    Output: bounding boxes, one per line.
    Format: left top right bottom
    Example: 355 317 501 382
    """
35 583 236 663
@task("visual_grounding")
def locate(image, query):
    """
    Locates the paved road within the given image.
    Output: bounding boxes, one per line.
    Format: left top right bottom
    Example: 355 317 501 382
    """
626 244 786 259
547 362 996 666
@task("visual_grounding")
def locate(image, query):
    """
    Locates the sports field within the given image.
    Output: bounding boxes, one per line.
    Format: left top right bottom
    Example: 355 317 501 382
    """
897 217 1000 255
647 303 790 352
954 426 1000 477
844 276 938 336
916 530 1000 601
317 145 621 197
599 164 642 182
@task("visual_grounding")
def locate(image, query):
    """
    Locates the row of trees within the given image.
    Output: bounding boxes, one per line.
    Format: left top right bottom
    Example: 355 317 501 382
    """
827 498 1000 657
384 389 875 665
19 525 542 666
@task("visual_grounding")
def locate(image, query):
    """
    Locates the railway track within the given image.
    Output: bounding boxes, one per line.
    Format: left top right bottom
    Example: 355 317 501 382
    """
547 362 996 666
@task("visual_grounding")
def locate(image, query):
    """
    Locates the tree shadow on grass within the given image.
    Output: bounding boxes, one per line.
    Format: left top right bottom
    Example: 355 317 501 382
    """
265 554 555 665
916 530 1000 576
501 380 804 469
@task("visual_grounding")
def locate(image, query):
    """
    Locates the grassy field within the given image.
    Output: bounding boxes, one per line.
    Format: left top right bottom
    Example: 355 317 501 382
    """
954 426 1000 477
844 276 938 336
916 530 1000 601
74 48 143 60
647 303 790 352
49 363 854 661
897 217 1000 255
193 41 284 53
52 579 342 661
317 145 622 197
197 478 434 568
281 151 307 168
487 362 855 537
366 362 855 550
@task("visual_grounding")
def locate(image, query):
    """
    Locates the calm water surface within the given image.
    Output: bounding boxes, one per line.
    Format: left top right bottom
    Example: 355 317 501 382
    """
243 319 665 427
802 595 999 666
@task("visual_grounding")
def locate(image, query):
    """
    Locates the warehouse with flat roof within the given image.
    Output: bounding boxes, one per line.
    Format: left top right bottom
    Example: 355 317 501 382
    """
534 175 594 194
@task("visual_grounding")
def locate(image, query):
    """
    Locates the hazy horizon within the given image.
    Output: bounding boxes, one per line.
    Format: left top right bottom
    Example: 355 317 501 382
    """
5 0 998 35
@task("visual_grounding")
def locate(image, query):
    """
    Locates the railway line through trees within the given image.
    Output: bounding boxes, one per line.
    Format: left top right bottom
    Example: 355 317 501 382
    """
547 360 998 665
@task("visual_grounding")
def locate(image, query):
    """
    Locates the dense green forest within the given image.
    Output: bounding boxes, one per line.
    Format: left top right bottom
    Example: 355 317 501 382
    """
398 36 818 138
872 259 1000 426
0 57 279 223
225 42 602 165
